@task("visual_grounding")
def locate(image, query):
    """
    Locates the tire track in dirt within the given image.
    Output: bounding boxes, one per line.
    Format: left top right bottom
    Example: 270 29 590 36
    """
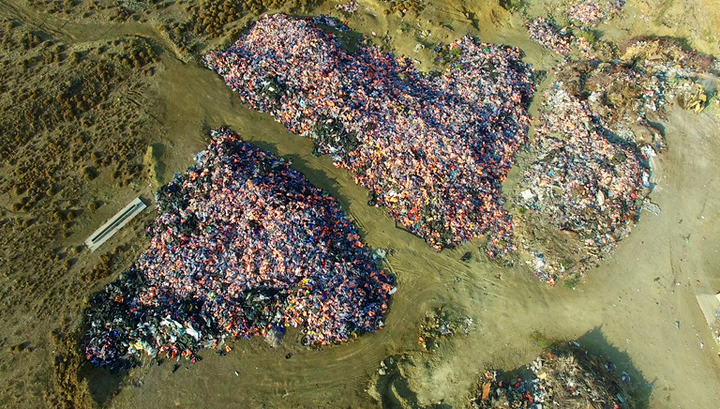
4 1 720 408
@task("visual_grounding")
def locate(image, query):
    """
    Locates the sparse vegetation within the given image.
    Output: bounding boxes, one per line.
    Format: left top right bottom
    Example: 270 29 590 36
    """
45 327 93 409
499 0 525 12
381 0 426 16
0 16 157 409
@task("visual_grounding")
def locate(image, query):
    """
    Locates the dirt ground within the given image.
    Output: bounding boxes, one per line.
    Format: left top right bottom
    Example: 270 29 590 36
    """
1 0 720 408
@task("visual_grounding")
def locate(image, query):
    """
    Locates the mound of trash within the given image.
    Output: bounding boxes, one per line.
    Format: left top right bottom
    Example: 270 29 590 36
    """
516 84 648 281
417 307 473 352
618 38 718 114
515 35 718 281
204 14 535 254
566 0 624 27
83 128 395 367
472 344 634 409
527 18 574 54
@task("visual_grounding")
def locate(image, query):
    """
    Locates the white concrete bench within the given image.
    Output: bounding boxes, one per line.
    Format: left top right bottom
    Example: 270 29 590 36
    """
85 197 147 252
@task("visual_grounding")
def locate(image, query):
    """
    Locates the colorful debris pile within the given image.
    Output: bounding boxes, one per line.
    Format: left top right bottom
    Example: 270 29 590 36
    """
83 128 395 367
336 0 358 13
472 344 634 409
566 0 625 27
204 14 535 254
527 18 574 54
516 84 648 281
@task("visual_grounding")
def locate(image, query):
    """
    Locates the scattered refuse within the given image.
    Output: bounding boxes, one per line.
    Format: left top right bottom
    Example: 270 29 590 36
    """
83 128 395 368
204 14 535 256
418 307 473 351
264 327 285 348
471 343 635 409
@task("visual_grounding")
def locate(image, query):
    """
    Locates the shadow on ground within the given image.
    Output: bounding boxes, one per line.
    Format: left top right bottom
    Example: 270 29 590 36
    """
372 354 452 409
77 129 380 407
372 327 652 409
576 327 653 408
81 362 128 406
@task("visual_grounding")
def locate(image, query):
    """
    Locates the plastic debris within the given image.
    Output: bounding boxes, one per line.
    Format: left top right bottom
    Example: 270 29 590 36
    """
83 128 395 367
204 14 535 256
471 344 635 409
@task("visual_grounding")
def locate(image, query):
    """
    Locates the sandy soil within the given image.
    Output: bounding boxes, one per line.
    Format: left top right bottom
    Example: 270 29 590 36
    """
1 0 720 408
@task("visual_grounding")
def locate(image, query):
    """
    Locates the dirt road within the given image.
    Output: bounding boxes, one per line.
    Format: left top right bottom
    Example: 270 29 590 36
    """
1 0 719 408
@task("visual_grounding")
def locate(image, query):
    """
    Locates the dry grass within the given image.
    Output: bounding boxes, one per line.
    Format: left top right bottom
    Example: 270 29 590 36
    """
45 327 95 409
0 15 159 409
0 0 718 407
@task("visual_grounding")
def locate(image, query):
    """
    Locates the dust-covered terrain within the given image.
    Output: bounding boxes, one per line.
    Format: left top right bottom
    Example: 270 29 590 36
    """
1 0 720 408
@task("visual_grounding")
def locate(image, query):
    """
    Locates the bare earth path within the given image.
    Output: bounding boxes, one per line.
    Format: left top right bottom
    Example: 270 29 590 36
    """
1 0 719 408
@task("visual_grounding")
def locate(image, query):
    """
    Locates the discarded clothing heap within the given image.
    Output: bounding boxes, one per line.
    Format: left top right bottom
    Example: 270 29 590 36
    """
567 2 606 27
336 0 358 13
567 0 624 27
204 14 535 254
84 128 395 367
517 84 648 270
527 18 574 54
